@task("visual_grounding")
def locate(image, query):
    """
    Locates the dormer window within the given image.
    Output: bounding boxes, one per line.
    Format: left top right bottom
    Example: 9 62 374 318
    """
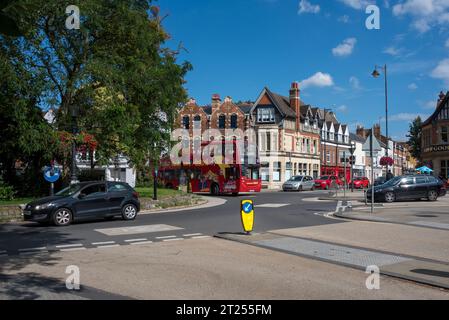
257 107 275 123
193 115 201 129
219 115 226 129
231 114 238 129
182 116 190 129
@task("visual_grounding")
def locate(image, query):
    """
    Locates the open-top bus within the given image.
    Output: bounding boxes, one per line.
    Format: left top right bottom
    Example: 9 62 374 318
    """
159 140 261 195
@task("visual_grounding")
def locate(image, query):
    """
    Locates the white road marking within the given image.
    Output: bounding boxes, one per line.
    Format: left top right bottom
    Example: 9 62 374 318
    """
92 241 115 246
125 238 148 243
183 233 202 237
96 244 120 249
56 243 83 249
130 241 154 245
156 235 177 240
191 236 211 239
18 247 47 252
95 224 183 236
163 238 184 242
256 203 290 208
60 247 86 252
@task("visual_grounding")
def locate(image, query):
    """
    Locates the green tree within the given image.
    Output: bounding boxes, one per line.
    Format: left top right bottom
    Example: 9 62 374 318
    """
1 0 191 187
407 116 422 161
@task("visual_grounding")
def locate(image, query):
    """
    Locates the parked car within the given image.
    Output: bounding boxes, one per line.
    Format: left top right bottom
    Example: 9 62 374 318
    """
23 181 140 226
366 175 446 203
282 176 315 191
314 175 343 190
349 177 370 189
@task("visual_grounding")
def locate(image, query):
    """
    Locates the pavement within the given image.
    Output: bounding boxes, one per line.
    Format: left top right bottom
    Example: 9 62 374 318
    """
1 190 449 299
1 236 448 300
334 195 449 231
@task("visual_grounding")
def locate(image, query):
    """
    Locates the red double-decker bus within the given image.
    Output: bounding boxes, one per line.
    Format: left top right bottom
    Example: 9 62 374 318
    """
159 140 261 195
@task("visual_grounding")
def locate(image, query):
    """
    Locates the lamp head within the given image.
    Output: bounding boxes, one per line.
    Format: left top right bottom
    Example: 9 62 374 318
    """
372 69 381 78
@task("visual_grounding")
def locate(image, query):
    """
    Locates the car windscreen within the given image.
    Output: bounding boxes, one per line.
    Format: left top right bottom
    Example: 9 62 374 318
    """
319 176 329 180
382 176 402 187
289 176 303 182
55 184 82 196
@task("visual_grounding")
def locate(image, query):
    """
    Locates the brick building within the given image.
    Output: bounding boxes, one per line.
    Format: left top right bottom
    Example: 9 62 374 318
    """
250 82 321 189
421 91 449 179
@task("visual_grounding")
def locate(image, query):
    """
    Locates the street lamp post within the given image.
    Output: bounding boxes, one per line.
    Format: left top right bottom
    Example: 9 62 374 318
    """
372 64 390 171
70 105 79 185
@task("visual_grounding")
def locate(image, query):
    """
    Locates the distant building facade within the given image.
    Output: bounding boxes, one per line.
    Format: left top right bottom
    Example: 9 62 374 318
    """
421 91 449 179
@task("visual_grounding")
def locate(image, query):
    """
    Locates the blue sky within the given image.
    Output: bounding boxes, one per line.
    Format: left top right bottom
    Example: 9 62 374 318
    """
161 0 449 141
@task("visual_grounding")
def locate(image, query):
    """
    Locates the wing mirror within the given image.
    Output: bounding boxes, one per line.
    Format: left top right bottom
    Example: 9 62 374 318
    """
78 193 86 199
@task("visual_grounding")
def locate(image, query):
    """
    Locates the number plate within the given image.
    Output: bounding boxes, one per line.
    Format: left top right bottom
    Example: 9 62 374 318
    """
23 211 31 216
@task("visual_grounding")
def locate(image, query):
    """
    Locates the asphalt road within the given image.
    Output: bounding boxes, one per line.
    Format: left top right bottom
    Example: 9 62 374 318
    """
0 190 342 256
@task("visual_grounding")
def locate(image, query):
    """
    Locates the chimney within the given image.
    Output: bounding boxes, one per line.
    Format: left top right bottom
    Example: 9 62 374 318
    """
373 124 381 139
224 96 232 103
438 91 446 106
211 94 221 113
187 98 196 105
356 125 366 139
289 82 300 131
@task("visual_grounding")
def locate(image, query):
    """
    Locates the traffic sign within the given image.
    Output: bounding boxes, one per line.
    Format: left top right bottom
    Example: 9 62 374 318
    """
43 166 61 183
241 200 254 234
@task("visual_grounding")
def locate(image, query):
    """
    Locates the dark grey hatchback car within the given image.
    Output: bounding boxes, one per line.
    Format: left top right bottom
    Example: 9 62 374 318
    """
23 181 140 226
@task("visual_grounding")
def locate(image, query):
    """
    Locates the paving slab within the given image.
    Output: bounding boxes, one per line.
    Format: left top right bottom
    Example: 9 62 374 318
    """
216 232 449 290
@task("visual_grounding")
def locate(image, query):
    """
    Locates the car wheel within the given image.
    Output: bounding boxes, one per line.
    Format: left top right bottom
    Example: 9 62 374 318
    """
325 185 329 190
122 204 138 221
428 190 438 202
53 208 73 226
384 192 395 203
311 185 315 191
298 185 303 192
210 183 220 196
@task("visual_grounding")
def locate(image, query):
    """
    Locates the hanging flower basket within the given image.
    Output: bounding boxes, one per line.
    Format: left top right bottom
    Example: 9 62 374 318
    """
380 156 394 166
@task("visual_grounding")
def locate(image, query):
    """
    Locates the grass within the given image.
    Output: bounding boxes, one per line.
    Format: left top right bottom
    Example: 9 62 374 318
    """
135 187 185 199
0 198 35 206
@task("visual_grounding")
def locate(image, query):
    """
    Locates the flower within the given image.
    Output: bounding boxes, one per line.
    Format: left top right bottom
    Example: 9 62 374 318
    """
380 156 394 166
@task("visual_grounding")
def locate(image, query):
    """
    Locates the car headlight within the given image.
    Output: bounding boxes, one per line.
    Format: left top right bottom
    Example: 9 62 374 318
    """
35 203 55 210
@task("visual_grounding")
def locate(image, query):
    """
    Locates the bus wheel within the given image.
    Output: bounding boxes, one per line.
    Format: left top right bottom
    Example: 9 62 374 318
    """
232 192 239 197
210 183 220 196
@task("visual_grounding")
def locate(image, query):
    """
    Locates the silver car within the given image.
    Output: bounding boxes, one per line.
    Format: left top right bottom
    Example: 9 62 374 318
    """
282 176 315 192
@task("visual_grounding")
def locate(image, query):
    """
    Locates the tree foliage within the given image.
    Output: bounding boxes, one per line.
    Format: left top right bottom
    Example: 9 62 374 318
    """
407 116 422 161
1 0 191 193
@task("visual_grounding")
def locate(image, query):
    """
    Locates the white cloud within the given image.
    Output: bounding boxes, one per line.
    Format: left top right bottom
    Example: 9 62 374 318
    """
338 15 350 23
349 76 361 89
408 83 418 90
338 0 374 10
423 100 437 109
431 58 449 86
298 0 320 14
332 38 357 57
392 0 449 33
300 72 334 89
337 105 348 113
383 46 403 56
382 113 429 122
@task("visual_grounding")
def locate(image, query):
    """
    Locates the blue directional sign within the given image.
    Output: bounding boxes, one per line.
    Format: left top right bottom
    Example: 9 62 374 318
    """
242 201 253 214
44 166 61 183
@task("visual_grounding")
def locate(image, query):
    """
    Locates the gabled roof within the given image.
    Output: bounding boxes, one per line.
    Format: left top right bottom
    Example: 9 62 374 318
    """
422 91 449 126
250 87 305 119
349 133 366 144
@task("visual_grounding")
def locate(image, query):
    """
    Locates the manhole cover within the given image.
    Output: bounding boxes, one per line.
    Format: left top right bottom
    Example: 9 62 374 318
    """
414 214 438 218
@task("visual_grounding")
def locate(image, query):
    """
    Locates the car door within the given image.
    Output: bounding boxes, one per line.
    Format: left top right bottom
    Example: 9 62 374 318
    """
306 176 313 190
74 183 109 218
414 176 429 199
107 182 129 214
396 177 416 200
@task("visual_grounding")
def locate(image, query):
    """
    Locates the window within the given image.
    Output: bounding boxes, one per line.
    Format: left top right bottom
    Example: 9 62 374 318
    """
415 177 428 184
401 177 415 185
219 115 226 129
80 184 106 198
230 114 238 129
441 160 449 179
266 132 271 151
108 183 128 192
257 107 275 123
182 116 190 129
273 162 281 181
326 152 331 163
260 162 270 181
193 115 201 129
441 126 448 144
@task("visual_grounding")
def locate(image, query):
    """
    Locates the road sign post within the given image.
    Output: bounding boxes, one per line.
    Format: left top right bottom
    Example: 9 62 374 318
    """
241 199 254 235
362 130 382 214
44 165 61 196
